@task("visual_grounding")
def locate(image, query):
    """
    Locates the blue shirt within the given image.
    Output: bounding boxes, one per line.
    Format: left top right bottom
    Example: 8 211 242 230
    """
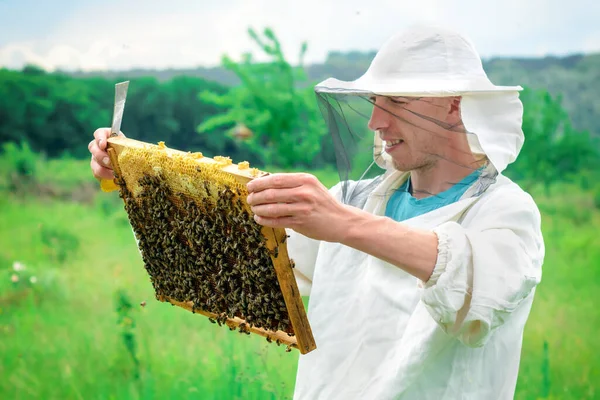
385 169 482 222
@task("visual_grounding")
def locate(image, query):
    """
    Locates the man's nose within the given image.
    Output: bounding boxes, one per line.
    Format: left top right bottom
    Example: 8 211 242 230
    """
368 102 391 132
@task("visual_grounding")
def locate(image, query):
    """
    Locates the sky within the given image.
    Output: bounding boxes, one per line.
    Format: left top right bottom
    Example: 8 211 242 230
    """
1 0 599 72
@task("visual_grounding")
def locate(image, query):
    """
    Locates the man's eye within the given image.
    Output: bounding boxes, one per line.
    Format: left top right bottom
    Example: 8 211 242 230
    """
390 98 408 105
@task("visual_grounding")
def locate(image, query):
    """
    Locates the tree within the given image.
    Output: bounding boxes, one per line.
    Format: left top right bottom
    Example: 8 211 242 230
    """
0 68 232 160
197 28 328 168
506 87 599 192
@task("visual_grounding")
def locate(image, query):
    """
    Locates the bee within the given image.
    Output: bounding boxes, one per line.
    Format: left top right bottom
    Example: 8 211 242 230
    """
117 165 303 344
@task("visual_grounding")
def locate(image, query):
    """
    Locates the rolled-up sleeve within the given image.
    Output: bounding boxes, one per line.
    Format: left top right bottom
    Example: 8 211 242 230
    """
421 191 544 347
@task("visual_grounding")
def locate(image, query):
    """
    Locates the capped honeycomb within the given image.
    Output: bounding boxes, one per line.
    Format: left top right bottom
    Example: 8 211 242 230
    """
106 137 315 354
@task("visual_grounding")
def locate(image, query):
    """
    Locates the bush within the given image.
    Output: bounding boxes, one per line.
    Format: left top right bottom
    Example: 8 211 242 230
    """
39 225 80 264
594 186 600 210
0 141 39 191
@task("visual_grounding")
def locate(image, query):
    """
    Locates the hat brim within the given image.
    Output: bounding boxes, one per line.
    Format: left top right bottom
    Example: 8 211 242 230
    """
315 77 522 97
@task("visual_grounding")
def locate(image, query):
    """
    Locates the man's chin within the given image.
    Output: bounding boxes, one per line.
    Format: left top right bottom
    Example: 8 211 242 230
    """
392 160 416 172
392 159 430 172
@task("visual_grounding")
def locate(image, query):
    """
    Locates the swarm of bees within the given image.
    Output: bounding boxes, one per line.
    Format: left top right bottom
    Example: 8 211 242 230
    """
110 142 304 346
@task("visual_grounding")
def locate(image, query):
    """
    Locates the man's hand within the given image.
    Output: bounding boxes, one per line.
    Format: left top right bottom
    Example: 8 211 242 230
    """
246 173 354 242
88 128 125 180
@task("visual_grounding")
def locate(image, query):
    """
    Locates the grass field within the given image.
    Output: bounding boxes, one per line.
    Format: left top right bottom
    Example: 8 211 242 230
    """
1 158 599 399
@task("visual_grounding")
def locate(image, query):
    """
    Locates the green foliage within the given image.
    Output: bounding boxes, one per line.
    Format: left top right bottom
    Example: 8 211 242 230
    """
40 225 80 264
115 289 141 381
0 141 38 191
541 341 551 398
0 145 105 205
534 183 595 225
506 87 599 192
36 155 97 190
593 187 600 210
198 27 328 168
485 54 600 137
1 141 37 177
0 68 112 158
0 67 229 160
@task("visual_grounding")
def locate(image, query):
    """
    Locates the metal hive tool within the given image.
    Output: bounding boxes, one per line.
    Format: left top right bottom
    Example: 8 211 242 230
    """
105 137 316 354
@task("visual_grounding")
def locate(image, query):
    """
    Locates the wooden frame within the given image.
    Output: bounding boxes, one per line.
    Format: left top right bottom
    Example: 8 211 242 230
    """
106 136 316 354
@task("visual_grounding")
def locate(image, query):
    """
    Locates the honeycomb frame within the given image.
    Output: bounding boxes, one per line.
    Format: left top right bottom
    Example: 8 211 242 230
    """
106 136 316 354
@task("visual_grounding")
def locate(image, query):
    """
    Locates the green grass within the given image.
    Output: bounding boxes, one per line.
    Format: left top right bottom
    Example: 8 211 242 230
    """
513 183 600 399
0 195 299 399
1 159 599 399
36 157 97 190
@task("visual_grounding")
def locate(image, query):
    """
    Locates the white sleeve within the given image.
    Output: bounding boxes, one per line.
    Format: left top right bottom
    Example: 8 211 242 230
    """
421 189 544 347
287 228 320 297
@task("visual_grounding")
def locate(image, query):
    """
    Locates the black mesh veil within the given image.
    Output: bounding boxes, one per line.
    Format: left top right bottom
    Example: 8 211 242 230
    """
315 89 499 207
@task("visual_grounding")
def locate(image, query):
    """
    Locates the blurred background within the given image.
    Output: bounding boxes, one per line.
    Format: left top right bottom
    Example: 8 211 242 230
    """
1 0 599 399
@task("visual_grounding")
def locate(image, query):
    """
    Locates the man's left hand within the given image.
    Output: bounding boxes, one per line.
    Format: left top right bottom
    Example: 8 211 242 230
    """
246 173 353 242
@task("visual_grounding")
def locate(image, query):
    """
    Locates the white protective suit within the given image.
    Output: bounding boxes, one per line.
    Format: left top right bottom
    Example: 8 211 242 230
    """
288 26 545 400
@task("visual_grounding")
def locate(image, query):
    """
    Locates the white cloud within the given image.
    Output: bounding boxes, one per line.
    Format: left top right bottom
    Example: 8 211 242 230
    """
0 41 128 71
0 43 56 70
582 31 600 53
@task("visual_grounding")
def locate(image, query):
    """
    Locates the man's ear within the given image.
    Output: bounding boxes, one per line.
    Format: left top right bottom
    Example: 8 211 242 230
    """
448 97 462 124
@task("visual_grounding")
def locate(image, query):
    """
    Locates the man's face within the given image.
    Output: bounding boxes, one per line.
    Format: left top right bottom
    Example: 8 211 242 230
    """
368 96 460 171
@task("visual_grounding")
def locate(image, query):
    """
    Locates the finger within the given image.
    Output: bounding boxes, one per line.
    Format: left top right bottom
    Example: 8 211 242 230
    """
91 158 115 180
89 141 112 168
253 215 293 229
247 173 314 193
251 202 307 219
93 128 112 150
246 187 305 206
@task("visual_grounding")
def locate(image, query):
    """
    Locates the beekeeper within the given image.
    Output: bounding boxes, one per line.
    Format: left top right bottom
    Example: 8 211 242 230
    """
246 25 545 400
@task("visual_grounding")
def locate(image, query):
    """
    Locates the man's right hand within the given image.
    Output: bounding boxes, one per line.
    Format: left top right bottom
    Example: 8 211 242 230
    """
89 128 125 180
